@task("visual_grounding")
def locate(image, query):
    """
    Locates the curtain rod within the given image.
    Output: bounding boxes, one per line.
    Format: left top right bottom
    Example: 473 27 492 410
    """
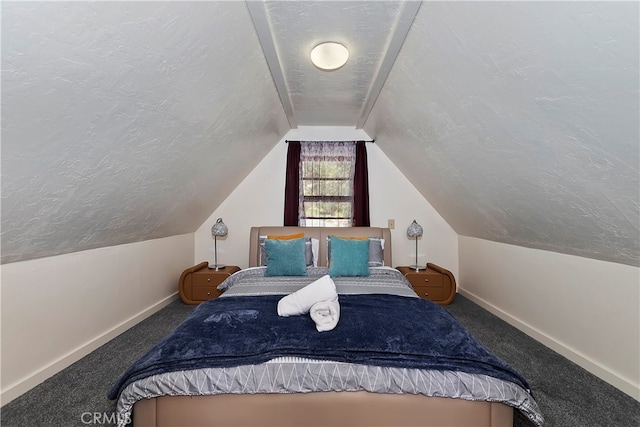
285 140 374 143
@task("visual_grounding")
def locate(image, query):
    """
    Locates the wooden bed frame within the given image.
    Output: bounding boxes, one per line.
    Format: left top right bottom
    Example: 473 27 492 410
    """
131 226 514 427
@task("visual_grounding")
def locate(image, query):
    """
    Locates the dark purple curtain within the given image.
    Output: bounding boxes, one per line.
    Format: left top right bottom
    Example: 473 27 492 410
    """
283 141 301 225
353 141 370 226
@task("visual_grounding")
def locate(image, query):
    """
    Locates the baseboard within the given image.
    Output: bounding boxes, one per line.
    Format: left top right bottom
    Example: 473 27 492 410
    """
1 293 179 406
458 288 640 401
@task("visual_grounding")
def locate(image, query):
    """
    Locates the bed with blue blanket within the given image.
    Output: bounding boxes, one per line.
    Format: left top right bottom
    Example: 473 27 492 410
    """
110 226 543 427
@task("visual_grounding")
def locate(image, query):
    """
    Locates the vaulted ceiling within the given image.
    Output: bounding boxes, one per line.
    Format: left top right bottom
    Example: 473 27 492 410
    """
2 1 638 266
246 0 420 128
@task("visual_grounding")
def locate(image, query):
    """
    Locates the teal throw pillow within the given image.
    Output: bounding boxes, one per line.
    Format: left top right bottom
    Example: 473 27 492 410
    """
328 236 370 277
264 237 307 276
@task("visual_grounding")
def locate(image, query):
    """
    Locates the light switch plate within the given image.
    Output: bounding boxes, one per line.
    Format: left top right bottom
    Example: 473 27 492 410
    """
388 219 395 229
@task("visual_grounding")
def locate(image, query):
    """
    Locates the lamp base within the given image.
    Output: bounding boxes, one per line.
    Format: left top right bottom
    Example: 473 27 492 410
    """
208 263 226 270
409 264 426 271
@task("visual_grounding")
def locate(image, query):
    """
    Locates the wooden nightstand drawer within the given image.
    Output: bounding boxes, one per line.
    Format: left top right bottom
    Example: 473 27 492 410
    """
192 273 228 287
411 285 445 301
179 263 240 305
192 286 223 300
396 264 457 305
405 272 443 288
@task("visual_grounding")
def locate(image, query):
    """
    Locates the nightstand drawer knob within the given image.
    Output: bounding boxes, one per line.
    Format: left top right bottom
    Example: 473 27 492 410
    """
424 292 429 296
207 291 212 296
424 278 429 283
207 278 211 282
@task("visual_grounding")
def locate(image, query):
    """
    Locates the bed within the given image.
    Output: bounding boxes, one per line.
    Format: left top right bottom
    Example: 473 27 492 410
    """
109 226 543 427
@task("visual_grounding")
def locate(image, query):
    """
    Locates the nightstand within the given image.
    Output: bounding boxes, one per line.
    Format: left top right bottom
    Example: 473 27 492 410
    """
396 263 456 305
178 262 241 305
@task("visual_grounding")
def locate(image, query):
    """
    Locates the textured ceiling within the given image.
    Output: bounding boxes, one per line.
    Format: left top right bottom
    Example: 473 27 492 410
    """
365 1 639 266
248 0 420 127
1 1 290 263
2 1 639 267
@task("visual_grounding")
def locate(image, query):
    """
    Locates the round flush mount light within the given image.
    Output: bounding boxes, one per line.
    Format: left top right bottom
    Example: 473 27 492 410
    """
310 42 349 71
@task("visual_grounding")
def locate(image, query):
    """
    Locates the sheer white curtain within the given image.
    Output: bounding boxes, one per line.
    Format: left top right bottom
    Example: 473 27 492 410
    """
298 141 356 227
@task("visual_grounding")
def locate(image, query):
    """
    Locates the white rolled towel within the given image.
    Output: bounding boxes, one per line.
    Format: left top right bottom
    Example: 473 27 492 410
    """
277 275 337 317
310 297 340 332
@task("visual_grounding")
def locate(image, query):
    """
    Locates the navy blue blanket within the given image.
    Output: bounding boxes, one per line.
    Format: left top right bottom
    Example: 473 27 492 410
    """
109 294 530 400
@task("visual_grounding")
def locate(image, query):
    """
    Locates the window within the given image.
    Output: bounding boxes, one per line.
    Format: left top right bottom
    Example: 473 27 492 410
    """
299 141 355 227
284 140 370 227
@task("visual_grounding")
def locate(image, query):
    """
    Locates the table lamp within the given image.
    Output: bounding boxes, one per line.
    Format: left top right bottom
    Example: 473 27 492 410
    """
407 220 424 271
210 218 228 270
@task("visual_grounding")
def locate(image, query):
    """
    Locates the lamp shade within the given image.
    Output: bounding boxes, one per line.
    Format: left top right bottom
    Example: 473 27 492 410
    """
407 220 423 238
211 218 228 237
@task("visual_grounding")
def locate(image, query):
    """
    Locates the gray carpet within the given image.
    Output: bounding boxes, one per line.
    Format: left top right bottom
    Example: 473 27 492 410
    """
1 295 639 426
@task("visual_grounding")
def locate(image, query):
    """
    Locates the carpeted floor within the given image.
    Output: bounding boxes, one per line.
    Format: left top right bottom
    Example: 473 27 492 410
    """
1 294 639 426
444 296 640 427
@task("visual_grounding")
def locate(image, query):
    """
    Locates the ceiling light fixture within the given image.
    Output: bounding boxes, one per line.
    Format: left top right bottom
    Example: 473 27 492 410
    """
310 42 349 71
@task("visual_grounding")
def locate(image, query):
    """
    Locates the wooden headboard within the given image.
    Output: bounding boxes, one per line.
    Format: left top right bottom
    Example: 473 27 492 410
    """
249 226 392 267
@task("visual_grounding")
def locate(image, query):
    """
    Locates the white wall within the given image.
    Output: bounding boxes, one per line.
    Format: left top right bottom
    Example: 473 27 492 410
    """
0 233 194 404
195 126 458 276
459 236 640 400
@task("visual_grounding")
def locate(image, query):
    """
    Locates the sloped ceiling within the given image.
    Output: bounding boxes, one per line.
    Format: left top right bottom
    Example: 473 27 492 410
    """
365 1 639 266
1 1 290 263
2 1 638 267
246 0 420 127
